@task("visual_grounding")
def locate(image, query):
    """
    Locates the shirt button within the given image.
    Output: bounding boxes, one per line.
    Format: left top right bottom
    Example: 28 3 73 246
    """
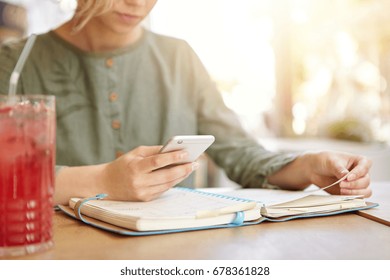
111 120 121 130
106 58 114 68
115 150 124 158
109 92 118 102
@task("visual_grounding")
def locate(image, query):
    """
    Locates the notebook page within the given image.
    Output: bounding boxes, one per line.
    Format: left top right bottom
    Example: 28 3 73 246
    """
223 188 312 206
218 174 351 206
69 187 256 220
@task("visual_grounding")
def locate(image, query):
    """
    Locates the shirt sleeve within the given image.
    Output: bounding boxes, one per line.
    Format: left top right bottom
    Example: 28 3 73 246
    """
183 42 299 188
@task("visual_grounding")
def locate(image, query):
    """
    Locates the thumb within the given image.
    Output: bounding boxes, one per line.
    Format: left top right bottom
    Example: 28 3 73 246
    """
331 161 349 179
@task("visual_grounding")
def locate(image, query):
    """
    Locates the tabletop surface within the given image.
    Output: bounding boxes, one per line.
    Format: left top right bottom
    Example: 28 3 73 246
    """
357 181 390 226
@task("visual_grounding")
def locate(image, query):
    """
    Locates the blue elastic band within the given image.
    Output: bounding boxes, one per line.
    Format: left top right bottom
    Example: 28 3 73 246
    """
74 193 107 223
230 211 245 226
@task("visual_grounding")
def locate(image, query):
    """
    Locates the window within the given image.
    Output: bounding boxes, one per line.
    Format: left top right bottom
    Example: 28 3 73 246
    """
150 0 277 137
151 0 390 143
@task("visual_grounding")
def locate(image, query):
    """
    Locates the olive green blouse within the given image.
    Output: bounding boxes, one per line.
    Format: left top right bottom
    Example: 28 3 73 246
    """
0 29 297 188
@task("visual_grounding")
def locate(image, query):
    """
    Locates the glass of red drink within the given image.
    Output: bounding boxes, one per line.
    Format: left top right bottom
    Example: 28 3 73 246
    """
0 95 55 257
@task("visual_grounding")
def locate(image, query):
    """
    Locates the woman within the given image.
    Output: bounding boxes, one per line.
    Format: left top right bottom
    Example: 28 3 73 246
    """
0 0 372 205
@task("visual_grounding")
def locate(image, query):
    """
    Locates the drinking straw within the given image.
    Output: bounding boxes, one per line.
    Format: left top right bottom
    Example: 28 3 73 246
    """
8 34 37 99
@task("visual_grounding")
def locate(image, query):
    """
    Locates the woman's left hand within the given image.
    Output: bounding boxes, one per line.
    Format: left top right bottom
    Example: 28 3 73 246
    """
310 152 372 197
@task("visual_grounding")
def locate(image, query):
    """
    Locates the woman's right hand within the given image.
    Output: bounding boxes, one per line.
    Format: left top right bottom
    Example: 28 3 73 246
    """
101 146 198 201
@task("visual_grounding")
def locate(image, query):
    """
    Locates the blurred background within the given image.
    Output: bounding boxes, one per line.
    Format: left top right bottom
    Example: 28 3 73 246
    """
2 0 390 183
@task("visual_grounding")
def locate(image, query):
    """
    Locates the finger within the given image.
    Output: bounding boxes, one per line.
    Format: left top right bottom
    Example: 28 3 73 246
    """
137 167 197 201
340 186 372 198
325 156 349 180
152 165 196 187
345 157 372 182
138 150 190 172
143 162 198 186
340 173 370 190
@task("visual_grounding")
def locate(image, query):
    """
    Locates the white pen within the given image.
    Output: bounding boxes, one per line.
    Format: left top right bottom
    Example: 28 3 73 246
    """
195 201 257 219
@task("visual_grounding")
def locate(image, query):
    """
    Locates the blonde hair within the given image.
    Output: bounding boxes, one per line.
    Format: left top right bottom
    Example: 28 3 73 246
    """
72 0 114 32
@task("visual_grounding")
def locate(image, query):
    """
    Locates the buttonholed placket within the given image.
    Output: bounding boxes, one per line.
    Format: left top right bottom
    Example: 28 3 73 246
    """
105 57 125 158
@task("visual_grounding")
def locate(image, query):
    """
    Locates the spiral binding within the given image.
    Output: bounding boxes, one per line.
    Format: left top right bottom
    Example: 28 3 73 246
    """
175 187 255 203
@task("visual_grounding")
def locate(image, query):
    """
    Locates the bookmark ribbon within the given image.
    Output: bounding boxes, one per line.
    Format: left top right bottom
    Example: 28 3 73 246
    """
304 173 349 194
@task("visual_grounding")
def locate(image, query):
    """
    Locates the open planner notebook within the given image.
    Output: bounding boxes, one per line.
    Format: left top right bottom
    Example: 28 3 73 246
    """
58 185 378 236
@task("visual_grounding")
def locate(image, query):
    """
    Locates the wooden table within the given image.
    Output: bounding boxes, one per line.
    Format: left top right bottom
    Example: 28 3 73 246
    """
6 183 390 260
358 181 390 226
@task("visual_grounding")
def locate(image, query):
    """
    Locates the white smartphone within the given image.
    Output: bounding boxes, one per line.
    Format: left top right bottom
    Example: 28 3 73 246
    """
159 135 215 164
